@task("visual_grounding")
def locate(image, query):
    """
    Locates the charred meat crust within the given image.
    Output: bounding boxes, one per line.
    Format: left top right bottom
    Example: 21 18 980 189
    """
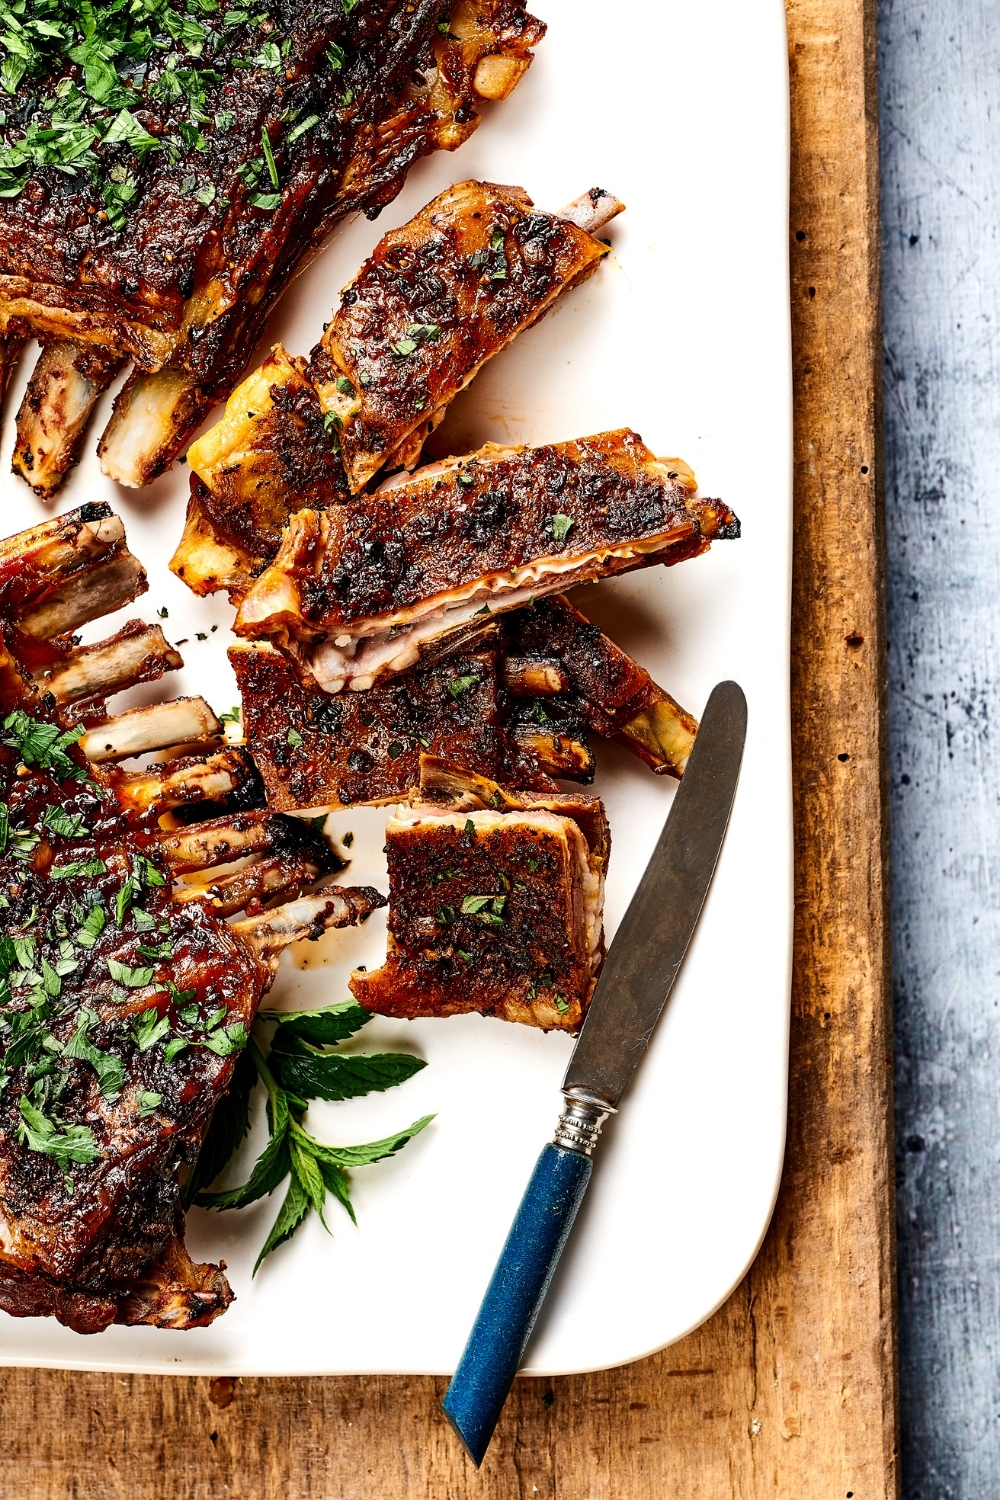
230 639 516 812
181 178 615 596
309 178 610 492
350 793 609 1031
236 430 738 655
0 591 378 1330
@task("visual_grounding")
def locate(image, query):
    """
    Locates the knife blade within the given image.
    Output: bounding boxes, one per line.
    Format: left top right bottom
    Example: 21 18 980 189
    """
441 679 747 1466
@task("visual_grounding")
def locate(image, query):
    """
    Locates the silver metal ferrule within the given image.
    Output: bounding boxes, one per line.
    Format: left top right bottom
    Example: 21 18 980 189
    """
552 1087 616 1157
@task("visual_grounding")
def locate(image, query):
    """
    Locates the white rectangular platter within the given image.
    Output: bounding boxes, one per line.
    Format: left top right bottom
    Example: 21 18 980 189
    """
0 0 792 1376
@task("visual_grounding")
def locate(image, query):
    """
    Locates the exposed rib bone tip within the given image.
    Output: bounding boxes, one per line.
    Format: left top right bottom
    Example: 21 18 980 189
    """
12 340 125 498
558 188 626 235
230 886 386 958
78 696 222 763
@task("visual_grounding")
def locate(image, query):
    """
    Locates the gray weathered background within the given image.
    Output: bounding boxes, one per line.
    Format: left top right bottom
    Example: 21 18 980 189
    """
879 1 1000 1494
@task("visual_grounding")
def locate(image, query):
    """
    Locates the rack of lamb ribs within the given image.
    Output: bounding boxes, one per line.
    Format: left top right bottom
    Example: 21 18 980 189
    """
175 178 625 601
0 504 382 1333
0 1 544 493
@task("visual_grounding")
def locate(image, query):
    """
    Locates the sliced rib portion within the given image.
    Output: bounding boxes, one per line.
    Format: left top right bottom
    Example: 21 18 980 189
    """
13 343 124 498
503 594 700 778
234 430 739 692
0 504 146 642
228 636 539 812
307 179 620 493
179 179 621 598
351 782 609 1031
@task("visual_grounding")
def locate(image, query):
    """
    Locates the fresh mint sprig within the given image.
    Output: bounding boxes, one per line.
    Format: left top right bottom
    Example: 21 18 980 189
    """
193 1003 432 1272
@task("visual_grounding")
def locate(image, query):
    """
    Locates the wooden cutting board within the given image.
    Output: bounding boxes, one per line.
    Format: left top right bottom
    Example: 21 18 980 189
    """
0 1 896 1494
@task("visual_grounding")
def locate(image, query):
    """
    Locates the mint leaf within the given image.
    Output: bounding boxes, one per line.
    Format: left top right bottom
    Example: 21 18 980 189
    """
252 1169 309 1274
292 1115 434 1170
182 1048 256 1207
271 1051 426 1102
136 1091 163 1117
263 998 372 1046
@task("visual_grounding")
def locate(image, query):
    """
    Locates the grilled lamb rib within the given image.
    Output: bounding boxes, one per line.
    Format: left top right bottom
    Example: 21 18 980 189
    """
174 179 624 600
232 429 740 693
0 510 383 1333
0 1 543 492
351 769 608 1030
229 592 697 814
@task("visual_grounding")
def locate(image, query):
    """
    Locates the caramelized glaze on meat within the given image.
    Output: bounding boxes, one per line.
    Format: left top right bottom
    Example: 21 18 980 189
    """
0 601 380 1333
0 1 544 482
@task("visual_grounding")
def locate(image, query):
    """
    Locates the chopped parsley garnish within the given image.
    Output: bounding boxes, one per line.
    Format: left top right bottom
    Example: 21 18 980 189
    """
42 805 89 839
105 958 154 989
286 727 303 748
17 1097 100 1171
287 112 319 142
448 674 479 699
260 124 278 188
50 857 107 879
63 1009 125 1096
220 705 241 724
550 513 575 544
461 894 506 925
75 903 106 949
2 711 86 780
132 1008 170 1052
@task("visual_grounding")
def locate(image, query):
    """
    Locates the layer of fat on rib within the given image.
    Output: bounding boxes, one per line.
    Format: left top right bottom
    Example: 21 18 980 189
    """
386 805 604 978
304 531 681 693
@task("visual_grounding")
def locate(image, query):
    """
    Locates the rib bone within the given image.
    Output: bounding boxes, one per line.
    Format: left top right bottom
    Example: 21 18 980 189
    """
17 553 148 640
36 623 182 706
78 697 221 763
231 887 385 966
99 369 211 489
155 811 272 874
558 188 626 235
174 851 328 918
113 747 257 812
12 341 124 497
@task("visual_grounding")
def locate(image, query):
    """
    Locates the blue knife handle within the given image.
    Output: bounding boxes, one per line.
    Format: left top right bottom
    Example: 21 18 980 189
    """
442 1142 593 1465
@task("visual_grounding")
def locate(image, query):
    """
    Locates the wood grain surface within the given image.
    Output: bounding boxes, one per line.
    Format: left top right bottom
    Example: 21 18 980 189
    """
0 2 896 1495
879 3 1000 1494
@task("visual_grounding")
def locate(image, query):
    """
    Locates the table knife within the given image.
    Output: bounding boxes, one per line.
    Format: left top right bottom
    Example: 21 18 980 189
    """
441 678 748 1466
